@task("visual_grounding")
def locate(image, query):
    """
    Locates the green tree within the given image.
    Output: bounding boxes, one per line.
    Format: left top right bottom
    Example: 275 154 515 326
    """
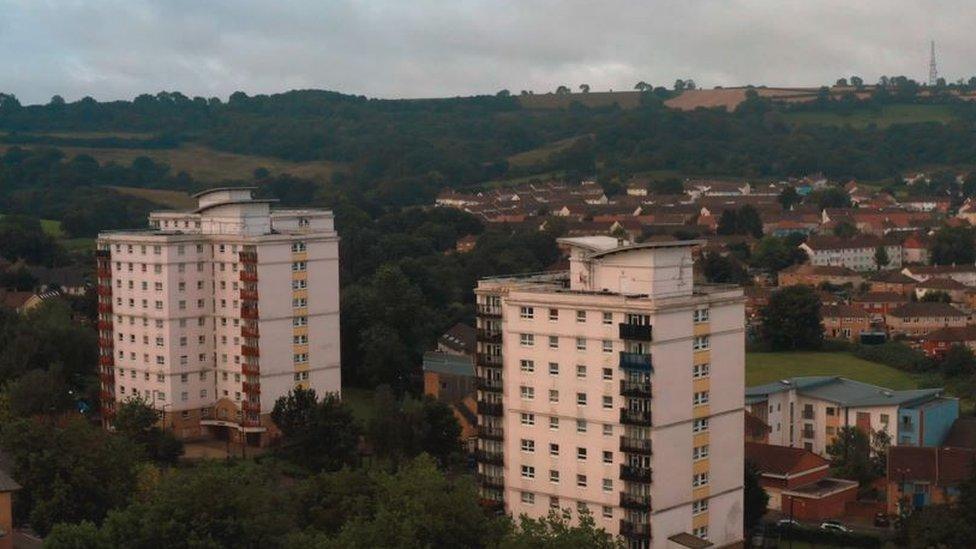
921 290 951 303
833 221 858 238
940 344 976 378
366 386 462 467
500 508 622 548
555 85 571 95
751 236 806 273
113 398 184 464
702 253 750 285
826 426 878 486
634 81 652 92
778 187 800 210
874 245 890 270
759 286 823 351
716 209 738 235
931 226 976 265
737 205 764 239
744 461 769 534
271 388 361 472
578 84 590 93
4 367 73 418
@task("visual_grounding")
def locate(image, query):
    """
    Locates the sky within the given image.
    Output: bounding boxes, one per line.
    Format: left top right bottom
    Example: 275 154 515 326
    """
2 0 974 105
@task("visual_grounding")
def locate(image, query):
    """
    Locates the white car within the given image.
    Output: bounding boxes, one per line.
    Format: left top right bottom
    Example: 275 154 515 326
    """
820 520 850 533
776 519 800 528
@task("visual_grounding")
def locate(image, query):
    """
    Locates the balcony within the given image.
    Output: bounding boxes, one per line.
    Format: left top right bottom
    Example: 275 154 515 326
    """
242 400 261 413
99 371 115 385
620 408 653 426
620 464 652 483
619 493 652 510
95 249 111 259
241 307 259 319
802 410 815 420
477 304 501 317
477 401 503 417
241 345 260 357
619 520 652 540
620 436 653 455
242 382 261 395
474 449 504 465
478 425 504 440
99 390 115 402
98 337 115 348
476 353 502 367
477 474 505 490
619 352 652 372
620 380 652 398
97 302 113 314
476 328 502 343
97 320 114 331
240 271 258 282
242 362 260 376
96 267 112 278
476 376 503 392
240 289 259 301
802 429 815 439
99 355 114 366
96 285 112 296
619 323 653 341
241 326 260 339
239 251 258 263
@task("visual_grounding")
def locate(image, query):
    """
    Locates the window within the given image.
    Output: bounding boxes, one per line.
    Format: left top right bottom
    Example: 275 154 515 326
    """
693 418 709 433
154 282 163 291
548 389 559 403
826 407 836 416
693 335 710 351
293 334 308 345
549 443 559 456
520 333 534 347
602 340 612 353
520 386 535 400
693 308 710 323
576 447 587 460
576 364 587 378
520 306 534 320
520 413 535 426
294 353 308 364
291 261 306 272
520 491 535 504
576 392 587 406
576 419 587 433
693 445 709 461
521 465 535 479
881 414 890 424
181 392 188 402
576 310 586 323
602 312 613 325
602 367 613 380
692 472 709 488
520 439 535 453
693 363 710 379
549 496 559 509
602 450 613 464
602 424 613 436
576 474 587 488
575 337 586 350
602 396 613 409
292 279 307 290
576 502 588 514
693 391 709 406
549 417 559 430
692 499 709 515
292 298 307 308
291 241 306 252
693 526 708 540
549 470 560 483
602 478 613 492
293 316 308 327
520 359 535 372
602 506 613 518
548 308 558 321
548 335 558 349
548 362 559 375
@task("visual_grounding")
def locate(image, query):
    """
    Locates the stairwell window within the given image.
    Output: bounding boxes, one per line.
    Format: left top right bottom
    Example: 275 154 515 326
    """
693 418 709 433
692 472 709 488
693 445 709 461
693 391 709 406
693 526 708 540
693 336 710 351
693 363 710 379
693 308 709 323
692 499 709 515
291 261 307 272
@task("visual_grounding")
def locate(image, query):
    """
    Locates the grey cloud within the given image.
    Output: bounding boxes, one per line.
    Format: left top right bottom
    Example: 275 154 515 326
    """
1 0 974 104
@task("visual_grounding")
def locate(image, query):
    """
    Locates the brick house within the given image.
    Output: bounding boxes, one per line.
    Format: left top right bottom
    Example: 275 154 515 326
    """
869 270 918 296
746 442 858 520
851 292 909 323
886 446 976 515
885 302 968 337
778 264 864 288
921 326 976 358
915 277 970 304
821 304 871 341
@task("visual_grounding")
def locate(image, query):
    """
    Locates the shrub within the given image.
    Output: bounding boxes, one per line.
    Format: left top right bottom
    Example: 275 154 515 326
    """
852 342 933 372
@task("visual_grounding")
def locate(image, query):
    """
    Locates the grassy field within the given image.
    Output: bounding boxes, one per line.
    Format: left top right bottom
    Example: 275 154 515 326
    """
0 142 347 183
746 352 919 390
506 136 586 168
783 104 956 128
106 185 195 209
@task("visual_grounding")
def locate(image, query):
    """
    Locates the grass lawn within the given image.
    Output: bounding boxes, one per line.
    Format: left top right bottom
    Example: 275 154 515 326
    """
746 352 919 390
783 104 956 128
106 185 195 210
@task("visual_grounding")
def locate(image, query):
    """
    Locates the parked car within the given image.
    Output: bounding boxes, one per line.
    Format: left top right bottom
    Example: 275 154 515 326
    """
873 513 891 527
776 518 800 528
820 520 850 533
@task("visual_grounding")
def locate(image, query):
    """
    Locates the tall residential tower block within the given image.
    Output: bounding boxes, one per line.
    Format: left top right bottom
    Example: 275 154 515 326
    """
475 237 745 548
96 187 340 446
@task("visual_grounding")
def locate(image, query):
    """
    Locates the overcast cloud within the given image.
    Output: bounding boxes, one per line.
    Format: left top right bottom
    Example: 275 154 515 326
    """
2 0 974 104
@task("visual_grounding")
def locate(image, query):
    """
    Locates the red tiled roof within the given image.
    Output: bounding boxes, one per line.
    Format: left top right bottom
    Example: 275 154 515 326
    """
888 302 966 318
746 442 829 477
0 291 34 310
852 292 908 304
888 446 976 485
821 304 870 319
923 326 976 343
918 277 969 290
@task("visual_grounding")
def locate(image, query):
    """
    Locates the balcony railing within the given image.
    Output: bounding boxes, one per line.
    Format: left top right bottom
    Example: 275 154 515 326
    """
477 304 501 317
99 371 115 385
477 401 503 417
620 380 652 397
474 450 504 465
620 464 653 483
99 355 114 366
97 320 114 331
476 328 502 343
240 289 259 301
620 408 653 426
241 307 259 319
240 271 258 282
619 352 652 372
97 302 113 314
242 363 260 376
96 285 112 296
476 377 503 392
242 382 261 395
242 400 261 413
99 390 115 402
239 251 258 263
619 436 653 455
477 474 505 490
619 519 652 540
98 338 115 347
241 345 260 357
241 326 260 339
96 267 112 278
619 493 652 510
619 323 653 341
476 353 502 367
478 425 504 440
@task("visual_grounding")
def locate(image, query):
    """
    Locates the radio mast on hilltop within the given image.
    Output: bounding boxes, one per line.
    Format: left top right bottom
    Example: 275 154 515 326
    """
929 40 939 86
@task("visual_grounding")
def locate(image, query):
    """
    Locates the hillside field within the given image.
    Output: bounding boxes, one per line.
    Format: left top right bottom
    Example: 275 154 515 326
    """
782 104 956 128
746 352 918 389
